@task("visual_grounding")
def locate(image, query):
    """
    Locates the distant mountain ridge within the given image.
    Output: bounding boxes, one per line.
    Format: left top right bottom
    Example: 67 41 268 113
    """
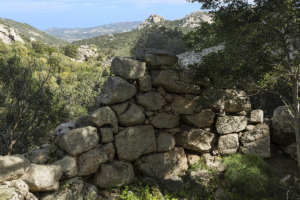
0 17 68 45
44 21 142 42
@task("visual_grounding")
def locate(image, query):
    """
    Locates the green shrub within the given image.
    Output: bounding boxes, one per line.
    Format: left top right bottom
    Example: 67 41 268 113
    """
64 44 78 59
223 154 280 199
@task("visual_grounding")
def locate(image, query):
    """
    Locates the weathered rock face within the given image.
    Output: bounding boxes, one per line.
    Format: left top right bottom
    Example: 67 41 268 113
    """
111 57 146 80
160 176 185 193
75 115 94 128
151 70 202 94
77 144 108 176
187 154 201 165
217 134 239 155
56 126 99 156
115 125 156 161
136 92 167 110
203 153 226 172
110 101 129 116
156 132 175 152
135 15 165 30
41 177 83 200
139 74 152 92
151 112 180 128
216 116 247 134
171 95 198 114
21 164 63 192
240 124 271 157
93 161 134 188
175 125 216 153
283 142 297 156
188 169 212 189
53 122 76 136
99 128 114 143
96 76 136 106
118 103 145 126
0 154 31 183
77 45 98 61
272 106 297 146
209 89 251 113
250 109 264 124
101 142 115 162
142 52 179 69
53 155 78 180
0 24 25 45
23 148 51 164
135 147 188 180
181 109 215 128
88 106 118 133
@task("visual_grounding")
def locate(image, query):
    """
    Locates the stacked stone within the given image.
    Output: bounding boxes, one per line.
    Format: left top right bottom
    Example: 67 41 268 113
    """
0 49 272 199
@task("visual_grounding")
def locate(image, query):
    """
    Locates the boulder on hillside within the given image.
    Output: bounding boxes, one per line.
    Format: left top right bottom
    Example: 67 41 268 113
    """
118 103 145 126
53 155 78 180
135 15 165 30
180 109 215 128
0 154 31 183
136 92 167 111
115 125 156 161
217 134 239 155
77 45 98 61
21 164 63 192
88 106 118 133
175 124 216 153
96 76 137 106
240 124 271 157
151 112 180 128
77 144 109 177
216 116 247 134
111 57 146 80
208 89 251 113
151 69 203 94
135 147 188 180
56 126 99 156
93 161 134 188
41 177 83 200
272 106 297 146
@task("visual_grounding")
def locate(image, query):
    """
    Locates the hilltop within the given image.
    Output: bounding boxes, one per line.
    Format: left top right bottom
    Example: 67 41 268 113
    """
0 17 68 45
44 21 142 42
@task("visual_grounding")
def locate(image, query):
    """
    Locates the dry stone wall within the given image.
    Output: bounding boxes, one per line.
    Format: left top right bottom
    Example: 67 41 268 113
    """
0 48 273 199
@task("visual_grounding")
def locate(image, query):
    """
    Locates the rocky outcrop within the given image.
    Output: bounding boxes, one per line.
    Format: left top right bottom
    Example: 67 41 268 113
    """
135 14 165 30
111 57 146 80
77 45 98 61
0 24 24 45
179 11 213 28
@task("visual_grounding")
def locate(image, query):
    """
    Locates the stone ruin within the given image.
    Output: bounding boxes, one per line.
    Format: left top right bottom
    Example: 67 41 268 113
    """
0 48 295 199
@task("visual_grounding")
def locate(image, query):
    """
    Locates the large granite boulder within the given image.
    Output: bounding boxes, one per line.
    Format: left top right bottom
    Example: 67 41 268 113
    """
216 116 247 134
272 106 297 146
208 89 251 113
96 76 136 106
77 144 109 177
56 126 99 156
181 109 215 128
53 155 78 180
240 124 271 157
156 132 175 152
135 48 178 69
77 45 98 61
115 125 156 161
93 161 134 188
118 103 145 126
151 112 180 128
41 177 83 200
151 69 202 94
88 106 118 133
171 95 198 114
21 164 63 192
136 92 167 110
217 134 239 155
139 74 152 92
135 147 188 180
175 124 216 153
111 57 146 80
0 154 31 183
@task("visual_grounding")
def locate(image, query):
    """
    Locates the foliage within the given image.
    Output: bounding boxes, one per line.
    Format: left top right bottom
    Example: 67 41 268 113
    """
14 45 28 57
223 154 280 199
130 25 189 56
32 40 45 54
0 39 11 54
64 44 78 59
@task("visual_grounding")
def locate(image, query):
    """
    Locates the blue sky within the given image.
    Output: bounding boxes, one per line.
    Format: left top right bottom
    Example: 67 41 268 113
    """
0 0 205 30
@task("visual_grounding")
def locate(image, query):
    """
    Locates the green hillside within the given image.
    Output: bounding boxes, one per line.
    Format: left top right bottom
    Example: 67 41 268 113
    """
0 17 68 45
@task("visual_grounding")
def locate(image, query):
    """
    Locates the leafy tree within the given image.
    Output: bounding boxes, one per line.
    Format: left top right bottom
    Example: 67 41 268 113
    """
45 47 56 56
130 25 188 56
185 0 300 169
15 45 28 57
32 40 45 54
0 39 11 54
64 44 78 59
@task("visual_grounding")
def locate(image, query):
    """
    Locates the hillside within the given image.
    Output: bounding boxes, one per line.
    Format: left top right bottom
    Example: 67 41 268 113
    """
0 17 68 45
44 21 142 42
72 11 212 57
